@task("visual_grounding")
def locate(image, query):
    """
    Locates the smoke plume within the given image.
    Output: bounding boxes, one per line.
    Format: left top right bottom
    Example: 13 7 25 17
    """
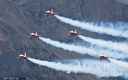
55 15 128 38
28 57 128 79
39 37 127 59
78 35 128 53
109 58 128 68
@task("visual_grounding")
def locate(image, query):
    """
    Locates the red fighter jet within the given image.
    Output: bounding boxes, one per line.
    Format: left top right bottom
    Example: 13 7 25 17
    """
69 30 81 37
46 10 55 15
18 53 27 59
30 32 40 38
100 55 109 61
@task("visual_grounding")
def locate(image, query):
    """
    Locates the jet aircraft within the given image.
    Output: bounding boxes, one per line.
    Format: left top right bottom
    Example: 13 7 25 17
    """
18 53 27 59
30 32 40 38
69 30 81 37
46 10 55 15
100 55 109 61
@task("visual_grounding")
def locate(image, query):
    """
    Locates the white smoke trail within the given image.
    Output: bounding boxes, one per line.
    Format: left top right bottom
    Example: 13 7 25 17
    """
78 35 128 53
39 37 127 59
28 57 128 79
109 58 128 68
55 15 128 38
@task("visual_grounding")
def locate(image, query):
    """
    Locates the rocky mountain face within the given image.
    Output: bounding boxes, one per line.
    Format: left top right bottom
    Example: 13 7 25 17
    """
0 0 127 80
117 0 128 5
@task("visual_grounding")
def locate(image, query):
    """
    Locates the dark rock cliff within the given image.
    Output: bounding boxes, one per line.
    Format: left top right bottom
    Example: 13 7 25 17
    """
0 0 127 80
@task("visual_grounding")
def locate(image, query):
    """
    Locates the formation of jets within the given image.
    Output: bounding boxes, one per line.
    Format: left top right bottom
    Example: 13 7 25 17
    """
18 10 109 61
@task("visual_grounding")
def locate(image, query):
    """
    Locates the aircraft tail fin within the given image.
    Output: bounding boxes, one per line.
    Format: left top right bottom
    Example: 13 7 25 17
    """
24 53 26 56
75 30 76 33
51 10 53 13
36 32 37 35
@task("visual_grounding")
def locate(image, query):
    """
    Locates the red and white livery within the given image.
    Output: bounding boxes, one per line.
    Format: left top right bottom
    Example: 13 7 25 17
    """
19 53 27 59
30 32 40 38
69 30 81 36
46 10 55 15
100 55 109 61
